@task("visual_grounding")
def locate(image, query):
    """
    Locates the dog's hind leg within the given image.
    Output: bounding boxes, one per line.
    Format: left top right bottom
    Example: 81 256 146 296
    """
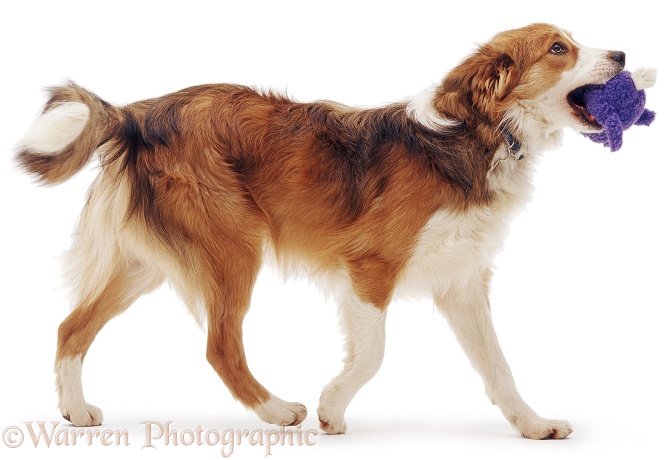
435 269 573 440
202 244 307 427
55 259 163 426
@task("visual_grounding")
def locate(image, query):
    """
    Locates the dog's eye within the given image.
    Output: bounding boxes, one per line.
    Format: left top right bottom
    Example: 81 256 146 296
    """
550 43 567 54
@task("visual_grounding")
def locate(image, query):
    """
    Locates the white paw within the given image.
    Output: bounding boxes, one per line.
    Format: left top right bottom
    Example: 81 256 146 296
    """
316 409 347 435
317 387 347 434
632 67 657 90
254 396 307 426
511 415 572 440
60 402 103 427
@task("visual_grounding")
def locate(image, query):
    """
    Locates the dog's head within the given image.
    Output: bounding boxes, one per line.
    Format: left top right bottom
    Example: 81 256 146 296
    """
432 23 625 134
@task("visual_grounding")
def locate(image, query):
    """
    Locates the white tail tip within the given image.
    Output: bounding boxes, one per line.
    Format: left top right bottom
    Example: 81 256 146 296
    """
19 102 90 154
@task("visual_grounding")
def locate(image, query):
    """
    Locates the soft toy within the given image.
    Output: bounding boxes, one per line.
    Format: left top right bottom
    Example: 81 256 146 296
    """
581 68 656 152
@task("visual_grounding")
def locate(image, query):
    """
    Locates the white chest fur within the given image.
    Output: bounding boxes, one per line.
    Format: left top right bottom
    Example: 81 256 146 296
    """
395 149 537 300
395 207 507 299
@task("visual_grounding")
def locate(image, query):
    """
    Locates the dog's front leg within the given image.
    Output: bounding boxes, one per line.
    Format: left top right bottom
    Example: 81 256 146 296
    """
435 269 572 439
317 292 388 434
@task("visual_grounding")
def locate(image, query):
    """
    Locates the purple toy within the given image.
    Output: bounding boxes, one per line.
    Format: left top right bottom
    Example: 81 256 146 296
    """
579 68 656 152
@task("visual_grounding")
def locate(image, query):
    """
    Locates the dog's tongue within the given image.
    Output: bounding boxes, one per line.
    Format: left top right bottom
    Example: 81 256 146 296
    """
576 104 597 124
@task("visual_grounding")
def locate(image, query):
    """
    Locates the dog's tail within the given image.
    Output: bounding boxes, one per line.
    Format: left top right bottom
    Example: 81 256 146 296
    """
16 82 122 185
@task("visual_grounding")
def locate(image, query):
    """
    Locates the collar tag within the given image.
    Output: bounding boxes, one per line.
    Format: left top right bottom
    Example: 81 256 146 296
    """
501 126 524 160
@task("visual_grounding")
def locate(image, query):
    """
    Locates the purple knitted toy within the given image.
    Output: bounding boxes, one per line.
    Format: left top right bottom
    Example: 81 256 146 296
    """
579 68 656 152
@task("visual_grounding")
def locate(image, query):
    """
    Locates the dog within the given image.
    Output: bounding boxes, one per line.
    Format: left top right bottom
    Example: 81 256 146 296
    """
16 23 627 440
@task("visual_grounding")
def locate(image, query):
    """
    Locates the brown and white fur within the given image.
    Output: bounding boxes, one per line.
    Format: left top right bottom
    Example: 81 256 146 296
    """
16 23 627 439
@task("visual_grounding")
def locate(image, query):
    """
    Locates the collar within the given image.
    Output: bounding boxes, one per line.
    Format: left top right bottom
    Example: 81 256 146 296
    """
500 126 525 161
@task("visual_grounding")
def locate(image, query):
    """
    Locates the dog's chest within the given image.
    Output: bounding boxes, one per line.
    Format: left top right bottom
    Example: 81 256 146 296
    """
395 205 512 299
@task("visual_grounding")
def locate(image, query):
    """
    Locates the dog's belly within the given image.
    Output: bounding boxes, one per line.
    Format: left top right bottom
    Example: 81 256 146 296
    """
394 207 510 300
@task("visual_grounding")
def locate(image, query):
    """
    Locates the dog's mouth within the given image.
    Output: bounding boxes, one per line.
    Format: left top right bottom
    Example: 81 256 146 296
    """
567 85 603 131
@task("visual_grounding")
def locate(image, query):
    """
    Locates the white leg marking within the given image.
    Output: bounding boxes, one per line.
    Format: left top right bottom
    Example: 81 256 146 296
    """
19 102 89 153
55 355 103 427
436 272 572 440
318 293 387 434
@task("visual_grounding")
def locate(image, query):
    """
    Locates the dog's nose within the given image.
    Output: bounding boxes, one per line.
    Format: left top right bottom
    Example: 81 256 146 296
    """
608 51 626 68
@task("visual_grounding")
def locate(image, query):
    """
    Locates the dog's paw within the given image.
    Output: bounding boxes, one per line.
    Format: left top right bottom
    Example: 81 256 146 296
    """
512 415 572 440
316 393 347 434
254 396 307 427
61 402 103 427
317 411 347 435
632 67 657 90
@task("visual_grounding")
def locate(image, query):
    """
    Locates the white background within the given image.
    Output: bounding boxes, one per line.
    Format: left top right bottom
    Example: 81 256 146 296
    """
1 1 666 459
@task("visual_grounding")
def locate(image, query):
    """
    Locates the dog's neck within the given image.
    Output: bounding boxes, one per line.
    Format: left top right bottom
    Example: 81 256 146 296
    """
486 104 566 203
502 102 565 156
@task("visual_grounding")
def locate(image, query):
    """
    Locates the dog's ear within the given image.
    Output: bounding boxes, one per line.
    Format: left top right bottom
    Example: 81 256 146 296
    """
434 49 519 124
